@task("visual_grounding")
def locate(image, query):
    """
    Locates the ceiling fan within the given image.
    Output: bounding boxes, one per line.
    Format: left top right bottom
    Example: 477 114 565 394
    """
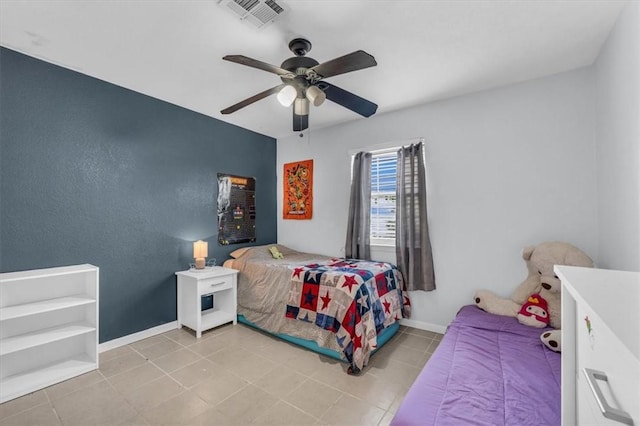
220 38 378 132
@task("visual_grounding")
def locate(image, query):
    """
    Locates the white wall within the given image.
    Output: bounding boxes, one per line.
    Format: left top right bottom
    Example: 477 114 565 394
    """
278 68 598 330
595 1 640 272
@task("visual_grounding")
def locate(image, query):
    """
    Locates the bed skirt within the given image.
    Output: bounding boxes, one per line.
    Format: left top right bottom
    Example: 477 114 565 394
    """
237 314 400 362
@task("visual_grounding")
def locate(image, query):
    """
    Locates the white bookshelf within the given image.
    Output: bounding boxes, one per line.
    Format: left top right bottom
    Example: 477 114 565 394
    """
0 264 99 403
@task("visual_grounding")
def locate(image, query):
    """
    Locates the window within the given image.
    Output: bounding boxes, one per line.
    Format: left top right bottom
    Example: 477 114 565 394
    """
370 150 397 245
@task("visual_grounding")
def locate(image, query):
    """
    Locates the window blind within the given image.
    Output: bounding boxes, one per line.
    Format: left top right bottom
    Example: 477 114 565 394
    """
370 151 397 242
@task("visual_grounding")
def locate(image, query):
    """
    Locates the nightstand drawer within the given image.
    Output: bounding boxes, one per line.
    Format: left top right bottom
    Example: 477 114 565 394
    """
198 276 232 295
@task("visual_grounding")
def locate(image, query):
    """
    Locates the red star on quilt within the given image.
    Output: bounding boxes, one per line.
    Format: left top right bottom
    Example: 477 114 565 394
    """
352 333 362 350
293 267 305 279
383 299 391 314
321 291 332 310
341 275 358 292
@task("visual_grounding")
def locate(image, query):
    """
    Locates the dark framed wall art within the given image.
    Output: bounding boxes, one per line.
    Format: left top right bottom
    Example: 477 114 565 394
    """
217 173 256 245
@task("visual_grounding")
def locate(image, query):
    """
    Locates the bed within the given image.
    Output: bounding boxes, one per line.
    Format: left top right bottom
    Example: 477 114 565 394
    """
392 305 561 426
224 244 410 372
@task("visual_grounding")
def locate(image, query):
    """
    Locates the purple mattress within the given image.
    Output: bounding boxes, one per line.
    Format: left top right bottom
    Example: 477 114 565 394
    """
392 305 561 426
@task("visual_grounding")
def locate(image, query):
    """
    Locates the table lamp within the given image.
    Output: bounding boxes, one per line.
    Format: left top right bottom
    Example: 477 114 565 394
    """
193 240 208 269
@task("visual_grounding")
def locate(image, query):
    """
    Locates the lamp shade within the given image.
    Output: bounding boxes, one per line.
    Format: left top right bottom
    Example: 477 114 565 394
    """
277 85 297 107
294 98 309 115
305 85 326 107
193 240 208 259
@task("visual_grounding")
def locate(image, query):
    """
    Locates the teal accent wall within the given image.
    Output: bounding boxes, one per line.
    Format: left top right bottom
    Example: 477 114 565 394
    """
0 47 277 342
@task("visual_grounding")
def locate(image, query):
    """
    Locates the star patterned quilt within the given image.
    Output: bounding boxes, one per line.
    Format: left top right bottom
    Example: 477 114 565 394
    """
285 258 411 372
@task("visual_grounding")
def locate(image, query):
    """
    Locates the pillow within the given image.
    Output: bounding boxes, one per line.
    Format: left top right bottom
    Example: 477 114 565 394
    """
229 247 251 259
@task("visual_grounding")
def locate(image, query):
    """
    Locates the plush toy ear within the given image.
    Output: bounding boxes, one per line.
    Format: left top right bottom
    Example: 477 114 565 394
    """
565 249 594 268
522 245 535 260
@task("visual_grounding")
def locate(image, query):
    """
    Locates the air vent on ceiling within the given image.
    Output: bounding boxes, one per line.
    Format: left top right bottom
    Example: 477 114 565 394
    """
218 0 288 29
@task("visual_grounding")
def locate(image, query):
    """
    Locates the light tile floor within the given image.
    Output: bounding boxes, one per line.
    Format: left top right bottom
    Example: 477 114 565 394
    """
0 324 442 426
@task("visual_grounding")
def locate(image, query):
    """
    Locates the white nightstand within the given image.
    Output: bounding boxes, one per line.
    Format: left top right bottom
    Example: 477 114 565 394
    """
175 267 238 338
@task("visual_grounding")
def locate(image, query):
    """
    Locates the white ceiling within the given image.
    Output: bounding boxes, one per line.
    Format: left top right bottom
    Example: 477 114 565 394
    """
0 0 627 139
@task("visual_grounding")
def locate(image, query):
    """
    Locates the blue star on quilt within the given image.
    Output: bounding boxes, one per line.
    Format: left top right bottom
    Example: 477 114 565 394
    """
303 288 316 307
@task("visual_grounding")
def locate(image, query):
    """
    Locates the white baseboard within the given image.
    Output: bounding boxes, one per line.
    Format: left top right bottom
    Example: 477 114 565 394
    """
98 318 445 352
399 318 447 334
99 321 179 353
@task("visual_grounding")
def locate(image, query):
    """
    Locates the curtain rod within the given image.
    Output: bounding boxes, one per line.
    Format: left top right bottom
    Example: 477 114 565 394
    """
349 137 424 156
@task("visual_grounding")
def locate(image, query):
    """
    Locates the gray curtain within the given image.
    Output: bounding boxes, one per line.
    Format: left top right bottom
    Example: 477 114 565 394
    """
396 143 435 291
345 152 372 260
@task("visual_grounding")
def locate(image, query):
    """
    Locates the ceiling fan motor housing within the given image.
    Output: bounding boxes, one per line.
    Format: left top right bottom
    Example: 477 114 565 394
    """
280 56 319 74
280 56 320 100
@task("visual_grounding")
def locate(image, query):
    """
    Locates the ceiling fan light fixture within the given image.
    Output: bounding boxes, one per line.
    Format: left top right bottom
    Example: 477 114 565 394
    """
305 85 326 107
294 98 309 115
277 84 297 107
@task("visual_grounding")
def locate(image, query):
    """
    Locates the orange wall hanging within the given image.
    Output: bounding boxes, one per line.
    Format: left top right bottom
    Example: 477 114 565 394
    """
283 159 313 220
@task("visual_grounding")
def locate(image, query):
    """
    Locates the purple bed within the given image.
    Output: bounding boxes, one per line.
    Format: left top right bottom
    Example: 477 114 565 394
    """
392 305 561 426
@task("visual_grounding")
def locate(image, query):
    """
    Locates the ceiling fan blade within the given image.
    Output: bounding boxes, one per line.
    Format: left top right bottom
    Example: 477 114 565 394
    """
223 55 293 77
317 82 378 117
309 50 377 79
221 84 285 115
293 111 309 132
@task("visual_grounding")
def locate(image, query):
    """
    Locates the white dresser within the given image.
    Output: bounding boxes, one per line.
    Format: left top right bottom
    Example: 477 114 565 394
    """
558 266 639 425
